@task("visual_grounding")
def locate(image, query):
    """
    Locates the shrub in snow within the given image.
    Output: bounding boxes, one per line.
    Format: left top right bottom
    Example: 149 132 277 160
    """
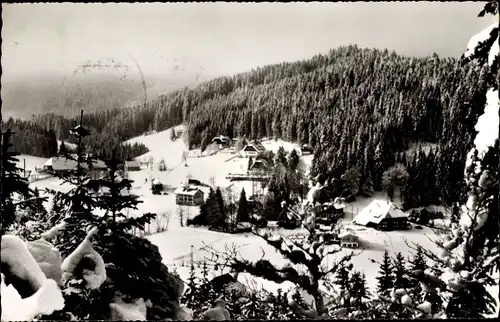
26 239 64 285
1 235 65 321
109 296 148 320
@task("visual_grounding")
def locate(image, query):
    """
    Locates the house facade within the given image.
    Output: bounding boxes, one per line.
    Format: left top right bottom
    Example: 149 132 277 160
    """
300 144 313 155
125 160 141 171
353 199 409 231
174 187 204 206
242 141 266 158
338 232 359 248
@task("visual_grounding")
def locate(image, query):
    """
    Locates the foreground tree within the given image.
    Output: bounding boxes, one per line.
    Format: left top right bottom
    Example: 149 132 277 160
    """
38 113 186 320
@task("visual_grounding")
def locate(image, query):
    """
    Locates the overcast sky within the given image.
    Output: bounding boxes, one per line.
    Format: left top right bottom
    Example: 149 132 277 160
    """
1 2 493 80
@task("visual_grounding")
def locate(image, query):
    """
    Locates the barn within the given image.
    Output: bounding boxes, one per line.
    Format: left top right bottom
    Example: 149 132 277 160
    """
174 187 204 206
353 199 409 231
242 141 266 158
125 160 141 171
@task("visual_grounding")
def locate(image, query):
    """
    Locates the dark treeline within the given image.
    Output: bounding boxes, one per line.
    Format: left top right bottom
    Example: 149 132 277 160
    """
4 45 488 206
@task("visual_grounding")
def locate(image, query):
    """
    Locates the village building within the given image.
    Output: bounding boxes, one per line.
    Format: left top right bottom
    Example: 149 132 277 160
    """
248 159 268 174
338 231 359 248
300 144 313 155
125 160 141 171
241 141 266 158
353 199 409 231
43 156 78 174
175 128 184 137
42 155 106 178
152 178 164 195
174 186 204 206
212 135 231 148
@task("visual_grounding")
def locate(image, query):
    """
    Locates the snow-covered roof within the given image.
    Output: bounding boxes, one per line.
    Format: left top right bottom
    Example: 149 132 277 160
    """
174 186 203 196
44 157 78 171
125 160 141 167
44 155 106 171
88 159 107 169
152 178 162 185
244 142 266 152
338 231 357 239
353 199 408 226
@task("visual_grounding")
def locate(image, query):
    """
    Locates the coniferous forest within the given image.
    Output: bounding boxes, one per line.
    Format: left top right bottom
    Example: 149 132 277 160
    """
4 44 492 208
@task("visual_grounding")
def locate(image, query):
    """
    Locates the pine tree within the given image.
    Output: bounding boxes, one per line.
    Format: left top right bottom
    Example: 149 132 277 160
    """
287 149 300 172
350 271 369 309
334 264 351 297
1 128 44 234
199 261 218 313
376 250 394 296
237 188 249 223
214 187 226 230
275 146 287 166
407 249 427 302
242 290 267 320
360 170 375 197
59 139 68 155
170 128 177 141
182 260 203 315
392 252 410 289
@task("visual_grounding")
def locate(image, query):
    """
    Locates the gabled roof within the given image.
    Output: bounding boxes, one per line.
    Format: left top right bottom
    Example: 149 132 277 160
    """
353 199 408 226
44 156 78 171
249 159 268 170
244 141 266 152
174 186 203 196
338 231 357 239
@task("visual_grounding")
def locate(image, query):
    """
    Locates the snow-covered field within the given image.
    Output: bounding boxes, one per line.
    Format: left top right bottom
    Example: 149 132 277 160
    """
23 126 460 305
15 154 49 172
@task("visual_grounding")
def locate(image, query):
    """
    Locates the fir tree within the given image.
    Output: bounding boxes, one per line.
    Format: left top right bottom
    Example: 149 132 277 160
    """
407 249 427 302
376 250 394 296
242 290 267 320
199 261 218 312
59 139 68 155
1 128 44 234
275 146 287 166
181 260 203 315
334 264 351 297
170 128 177 141
287 148 300 172
360 170 375 197
392 252 410 289
350 271 369 309
237 188 249 223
